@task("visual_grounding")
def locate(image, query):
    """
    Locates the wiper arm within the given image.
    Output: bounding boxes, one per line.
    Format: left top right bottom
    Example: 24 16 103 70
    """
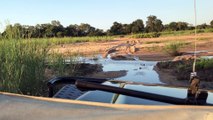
75 80 212 106
47 77 109 97
109 80 188 88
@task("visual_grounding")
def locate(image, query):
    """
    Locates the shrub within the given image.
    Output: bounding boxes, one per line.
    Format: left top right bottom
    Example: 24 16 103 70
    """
196 58 213 69
163 42 184 56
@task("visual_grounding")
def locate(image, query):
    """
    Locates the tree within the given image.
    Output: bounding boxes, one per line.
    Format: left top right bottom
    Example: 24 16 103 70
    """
197 23 208 29
109 22 124 35
168 22 178 31
88 29 105 36
43 24 54 37
130 19 144 33
122 24 131 34
145 15 163 32
65 25 78 37
166 22 189 31
78 23 94 36
0 32 2 39
51 20 64 37
176 22 188 30
210 20 213 27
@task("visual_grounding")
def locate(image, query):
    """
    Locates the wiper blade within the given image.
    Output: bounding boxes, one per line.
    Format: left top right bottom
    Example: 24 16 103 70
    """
109 80 188 87
75 80 213 106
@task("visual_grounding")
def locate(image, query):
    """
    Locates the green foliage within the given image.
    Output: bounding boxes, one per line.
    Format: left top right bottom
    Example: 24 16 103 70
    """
130 19 145 33
196 58 213 69
165 22 189 31
0 39 76 96
1 21 106 39
45 36 113 45
163 42 185 56
108 22 124 35
197 23 208 29
47 53 77 76
204 28 213 33
0 40 48 95
210 20 213 27
1 18 213 39
145 15 163 32
196 29 205 33
160 28 213 37
130 32 161 38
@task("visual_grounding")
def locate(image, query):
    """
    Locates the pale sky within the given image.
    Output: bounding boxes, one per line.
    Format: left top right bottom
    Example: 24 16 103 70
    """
0 0 213 32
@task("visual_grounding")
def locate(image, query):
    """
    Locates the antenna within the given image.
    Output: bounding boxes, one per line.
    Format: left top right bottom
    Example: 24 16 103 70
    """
192 0 197 73
191 0 197 77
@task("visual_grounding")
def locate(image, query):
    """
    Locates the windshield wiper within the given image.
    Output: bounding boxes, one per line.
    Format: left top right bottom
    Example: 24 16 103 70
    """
75 80 212 106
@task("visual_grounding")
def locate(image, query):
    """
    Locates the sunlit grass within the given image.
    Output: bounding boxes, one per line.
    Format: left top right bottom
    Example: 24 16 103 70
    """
0 39 77 96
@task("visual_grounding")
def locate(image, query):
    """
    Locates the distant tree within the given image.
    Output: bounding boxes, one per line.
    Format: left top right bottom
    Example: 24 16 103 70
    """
109 22 124 35
168 22 178 31
197 23 208 29
122 24 131 34
56 32 63 37
210 20 213 27
145 15 163 32
78 23 93 36
0 32 2 39
166 22 189 31
163 24 170 31
65 25 78 37
25 25 35 39
4 24 22 39
34 24 42 38
187 24 195 30
176 22 188 30
88 29 105 36
40 23 54 37
130 19 144 33
51 20 64 37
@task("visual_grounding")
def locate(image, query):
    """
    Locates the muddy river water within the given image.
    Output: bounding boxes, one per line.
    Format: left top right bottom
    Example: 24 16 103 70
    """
77 55 162 84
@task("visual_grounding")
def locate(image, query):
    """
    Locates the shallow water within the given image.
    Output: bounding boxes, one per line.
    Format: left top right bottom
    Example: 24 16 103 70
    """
75 55 213 105
77 55 162 84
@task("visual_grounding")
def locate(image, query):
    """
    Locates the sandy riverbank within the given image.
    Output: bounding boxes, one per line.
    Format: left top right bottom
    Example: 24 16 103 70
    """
51 33 213 61
49 33 213 89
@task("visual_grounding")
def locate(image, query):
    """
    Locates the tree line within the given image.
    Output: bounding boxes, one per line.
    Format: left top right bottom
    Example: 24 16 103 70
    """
1 15 213 39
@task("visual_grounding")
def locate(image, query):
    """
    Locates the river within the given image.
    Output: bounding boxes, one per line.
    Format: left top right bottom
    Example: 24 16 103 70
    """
77 55 162 84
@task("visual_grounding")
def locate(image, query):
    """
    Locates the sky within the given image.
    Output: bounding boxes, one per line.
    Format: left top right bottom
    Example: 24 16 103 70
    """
0 0 213 32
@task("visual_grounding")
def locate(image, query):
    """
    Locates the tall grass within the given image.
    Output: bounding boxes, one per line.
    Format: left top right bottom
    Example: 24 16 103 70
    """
0 26 111 96
0 26 80 96
161 28 213 37
0 39 78 96
163 42 185 56
46 53 78 76
29 36 114 46
129 32 161 38
0 39 49 95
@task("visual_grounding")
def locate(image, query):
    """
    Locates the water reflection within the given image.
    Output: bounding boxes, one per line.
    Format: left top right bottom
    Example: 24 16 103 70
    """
75 55 213 105
76 55 161 84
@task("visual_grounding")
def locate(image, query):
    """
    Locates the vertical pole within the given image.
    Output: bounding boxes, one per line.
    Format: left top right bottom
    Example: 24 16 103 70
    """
192 0 197 73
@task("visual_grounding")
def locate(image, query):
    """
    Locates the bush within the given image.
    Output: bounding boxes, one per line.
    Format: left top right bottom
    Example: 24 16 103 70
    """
196 58 213 69
163 42 184 56
204 28 213 33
